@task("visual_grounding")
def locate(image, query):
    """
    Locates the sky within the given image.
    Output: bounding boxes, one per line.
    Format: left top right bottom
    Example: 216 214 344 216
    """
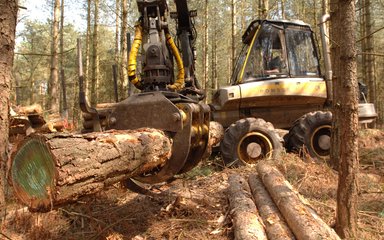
16 1 86 36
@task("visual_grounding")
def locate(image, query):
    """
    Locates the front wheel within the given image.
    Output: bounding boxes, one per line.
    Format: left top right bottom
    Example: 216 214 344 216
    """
220 118 283 167
284 111 332 161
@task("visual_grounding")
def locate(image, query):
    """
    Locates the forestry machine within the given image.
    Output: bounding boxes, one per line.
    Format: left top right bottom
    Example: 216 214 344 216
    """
79 0 210 188
79 0 377 185
211 16 377 166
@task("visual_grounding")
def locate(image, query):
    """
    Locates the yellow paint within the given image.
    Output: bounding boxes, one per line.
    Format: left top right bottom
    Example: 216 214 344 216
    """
128 23 143 89
240 80 327 98
237 132 273 163
238 27 261 84
166 33 185 90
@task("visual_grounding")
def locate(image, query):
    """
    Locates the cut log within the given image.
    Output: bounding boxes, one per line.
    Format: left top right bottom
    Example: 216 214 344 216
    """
208 121 224 148
205 121 224 157
28 114 46 128
15 104 43 116
256 163 340 240
9 116 31 136
227 175 268 240
248 174 296 240
8 128 172 212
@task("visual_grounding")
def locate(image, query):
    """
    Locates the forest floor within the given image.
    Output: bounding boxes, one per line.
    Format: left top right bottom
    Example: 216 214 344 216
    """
1 129 383 240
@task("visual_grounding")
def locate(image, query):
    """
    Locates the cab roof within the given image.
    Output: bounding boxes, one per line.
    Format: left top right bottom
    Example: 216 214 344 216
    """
242 19 313 44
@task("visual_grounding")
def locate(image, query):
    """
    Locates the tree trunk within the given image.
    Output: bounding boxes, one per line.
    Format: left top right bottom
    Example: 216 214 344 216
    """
49 0 61 113
359 0 366 91
0 0 18 207
211 21 218 93
60 0 67 117
329 0 340 169
261 0 269 19
85 0 91 99
203 0 209 104
330 0 359 238
227 175 268 240
256 163 340 240
114 0 120 101
231 0 236 74
115 0 120 65
8 129 172 212
364 0 376 128
322 0 329 15
90 0 100 106
120 0 128 100
248 174 295 240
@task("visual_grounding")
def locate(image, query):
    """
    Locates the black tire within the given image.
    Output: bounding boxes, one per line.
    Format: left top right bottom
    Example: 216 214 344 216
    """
284 111 332 161
221 118 283 167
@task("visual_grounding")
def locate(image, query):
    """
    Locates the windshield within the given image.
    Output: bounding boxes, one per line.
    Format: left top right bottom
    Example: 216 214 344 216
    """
231 45 249 85
285 28 320 76
234 22 321 84
240 24 288 82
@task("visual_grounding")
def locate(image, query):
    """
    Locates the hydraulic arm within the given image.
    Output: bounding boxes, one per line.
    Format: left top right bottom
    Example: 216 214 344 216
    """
79 0 210 186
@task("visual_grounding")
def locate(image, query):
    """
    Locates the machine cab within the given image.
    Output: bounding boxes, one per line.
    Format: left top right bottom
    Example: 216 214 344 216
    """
231 20 321 85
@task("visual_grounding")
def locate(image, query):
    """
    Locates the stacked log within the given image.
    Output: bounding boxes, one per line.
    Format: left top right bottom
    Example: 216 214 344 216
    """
227 175 268 240
248 174 295 240
9 104 71 141
227 163 340 240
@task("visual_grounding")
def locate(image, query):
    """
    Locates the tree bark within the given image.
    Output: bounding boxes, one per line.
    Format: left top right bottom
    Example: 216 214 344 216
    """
85 0 91 99
90 0 100 106
322 0 329 15
0 0 18 207
114 0 120 101
120 0 128 100
206 121 224 156
211 17 218 92
203 0 209 103
231 0 236 73
49 0 61 113
330 0 359 238
227 175 268 240
248 174 295 240
256 163 340 240
115 0 120 65
8 129 172 212
59 0 67 117
261 0 269 19
363 0 376 128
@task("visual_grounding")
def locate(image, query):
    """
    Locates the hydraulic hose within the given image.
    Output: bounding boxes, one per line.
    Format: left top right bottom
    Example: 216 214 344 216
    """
165 33 185 90
128 23 143 90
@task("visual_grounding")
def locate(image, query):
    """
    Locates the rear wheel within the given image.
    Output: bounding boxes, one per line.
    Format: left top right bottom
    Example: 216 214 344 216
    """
284 111 332 161
221 118 282 167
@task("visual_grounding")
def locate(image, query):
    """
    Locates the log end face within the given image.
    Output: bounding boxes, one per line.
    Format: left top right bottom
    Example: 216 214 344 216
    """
10 137 57 212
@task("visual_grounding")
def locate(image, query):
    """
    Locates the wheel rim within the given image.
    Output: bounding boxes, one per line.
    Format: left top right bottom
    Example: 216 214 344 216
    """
237 132 273 164
310 125 332 159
